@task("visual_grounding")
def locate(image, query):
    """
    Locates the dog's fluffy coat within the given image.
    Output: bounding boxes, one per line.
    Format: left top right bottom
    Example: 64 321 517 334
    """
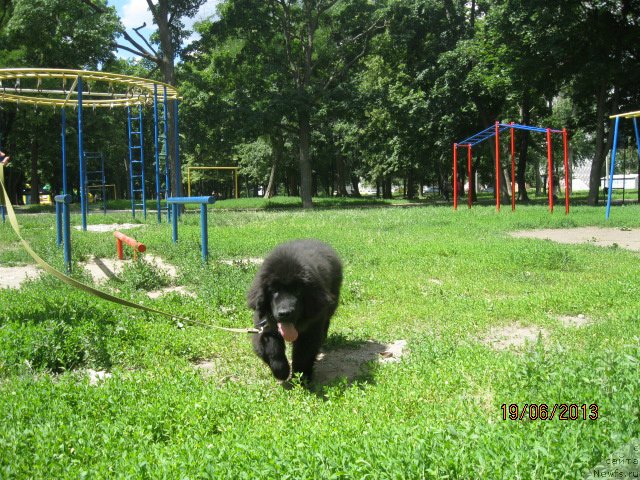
247 239 342 383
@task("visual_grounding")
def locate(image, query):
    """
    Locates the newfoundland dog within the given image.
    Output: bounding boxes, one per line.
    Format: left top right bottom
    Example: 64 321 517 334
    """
247 239 342 384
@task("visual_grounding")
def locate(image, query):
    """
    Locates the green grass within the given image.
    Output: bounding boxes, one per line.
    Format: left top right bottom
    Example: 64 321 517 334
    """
1 200 640 478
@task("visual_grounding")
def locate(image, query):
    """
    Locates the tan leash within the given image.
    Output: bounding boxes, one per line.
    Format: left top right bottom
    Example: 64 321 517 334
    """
0 166 258 334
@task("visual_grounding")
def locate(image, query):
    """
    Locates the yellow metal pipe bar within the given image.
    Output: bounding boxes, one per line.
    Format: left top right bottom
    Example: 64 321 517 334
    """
10 88 129 98
1 92 147 108
610 110 640 119
0 68 181 108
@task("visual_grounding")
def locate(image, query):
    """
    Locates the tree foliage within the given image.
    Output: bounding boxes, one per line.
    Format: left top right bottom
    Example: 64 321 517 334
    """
1 0 639 206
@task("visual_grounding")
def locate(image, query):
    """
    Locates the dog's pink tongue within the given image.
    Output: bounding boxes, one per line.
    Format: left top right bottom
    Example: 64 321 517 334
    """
278 323 298 342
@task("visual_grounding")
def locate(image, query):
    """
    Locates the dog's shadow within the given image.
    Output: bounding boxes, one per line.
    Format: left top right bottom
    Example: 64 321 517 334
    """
310 334 406 390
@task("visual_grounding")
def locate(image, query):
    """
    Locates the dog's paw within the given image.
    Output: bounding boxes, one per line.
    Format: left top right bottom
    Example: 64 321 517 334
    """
270 359 290 381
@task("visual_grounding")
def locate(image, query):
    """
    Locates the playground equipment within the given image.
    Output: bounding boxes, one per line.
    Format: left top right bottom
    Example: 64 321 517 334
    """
54 194 72 273
187 166 239 199
166 196 216 262
453 122 569 213
605 110 640 219
114 231 146 260
0 68 182 229
84 151 107 213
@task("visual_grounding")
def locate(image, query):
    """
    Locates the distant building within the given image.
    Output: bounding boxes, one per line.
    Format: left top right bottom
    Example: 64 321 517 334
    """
570 161 592 191
600 174 639 190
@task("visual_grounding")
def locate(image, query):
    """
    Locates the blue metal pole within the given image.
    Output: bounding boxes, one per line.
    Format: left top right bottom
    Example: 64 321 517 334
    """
200 203 208 262
60 108 70 262
174 100 181 198
634 118 640 205
77 76 87 231
62 197 71 273
171 203 178 243
55 200 62 246
163 87 170 221
606 116 621 220
153 84 161 223
55 194 72 273
633 118 640 166
127 106 135 217
138 105 147 220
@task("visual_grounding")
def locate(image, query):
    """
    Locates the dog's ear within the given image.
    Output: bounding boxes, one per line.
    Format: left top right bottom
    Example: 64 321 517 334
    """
247 279 268 315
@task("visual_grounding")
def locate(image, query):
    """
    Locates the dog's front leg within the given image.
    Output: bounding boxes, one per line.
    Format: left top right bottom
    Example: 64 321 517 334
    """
252 330 290 380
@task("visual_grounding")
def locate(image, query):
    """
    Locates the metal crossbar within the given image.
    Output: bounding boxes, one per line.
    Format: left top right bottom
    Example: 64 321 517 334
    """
456 123 563 147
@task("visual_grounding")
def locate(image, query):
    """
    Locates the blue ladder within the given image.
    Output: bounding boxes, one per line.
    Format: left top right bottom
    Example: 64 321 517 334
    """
127 105 146 219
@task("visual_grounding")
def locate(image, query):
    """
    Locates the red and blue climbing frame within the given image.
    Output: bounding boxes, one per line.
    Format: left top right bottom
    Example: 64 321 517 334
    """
453 122 570 214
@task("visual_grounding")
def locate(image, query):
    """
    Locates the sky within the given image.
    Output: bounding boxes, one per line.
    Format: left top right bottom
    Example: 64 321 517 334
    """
107 0 222 59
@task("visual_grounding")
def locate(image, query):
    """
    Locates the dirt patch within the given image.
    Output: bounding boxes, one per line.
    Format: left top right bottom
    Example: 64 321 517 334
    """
220 257 263 267
314 340 407 386
480 324 549 351
193 340 408 386
0 265 42 289
75 223 143 233
80 254 179 284
510 227 640 251
557 314 592 328
86 369 112 386
81 257 128 283
147 285 196 299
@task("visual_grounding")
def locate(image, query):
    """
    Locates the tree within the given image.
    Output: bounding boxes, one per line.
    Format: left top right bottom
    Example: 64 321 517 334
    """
481 0 573 202
0 0 120 203
207 0 384 207
564 0 640 205
81 0 207 198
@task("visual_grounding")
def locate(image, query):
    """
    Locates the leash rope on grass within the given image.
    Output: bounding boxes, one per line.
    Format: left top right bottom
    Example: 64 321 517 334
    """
0 166 259 335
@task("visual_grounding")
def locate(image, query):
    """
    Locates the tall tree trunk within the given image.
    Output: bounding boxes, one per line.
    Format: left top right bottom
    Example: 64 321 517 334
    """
151 0 180 200
265 134 283 198
350 175 361 197
298 107 313 208
286 166 299 197
406 167 417 199
335 155 348 196
382 177 392 199
517 98 531 202
588 84 618 205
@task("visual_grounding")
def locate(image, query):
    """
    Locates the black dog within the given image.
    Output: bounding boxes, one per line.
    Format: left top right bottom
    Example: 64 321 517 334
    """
247 239 342 384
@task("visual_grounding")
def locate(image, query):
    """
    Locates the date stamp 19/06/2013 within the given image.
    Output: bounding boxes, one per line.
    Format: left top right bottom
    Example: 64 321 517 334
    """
501 403 599 421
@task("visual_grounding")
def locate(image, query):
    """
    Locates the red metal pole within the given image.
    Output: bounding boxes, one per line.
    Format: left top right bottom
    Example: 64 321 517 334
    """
563 128 569 214
453 143 458 210
495 122 500 212
116 238 124 260
510 122 516 211
114 230 146 260
547 128 553 213
467 145 473 209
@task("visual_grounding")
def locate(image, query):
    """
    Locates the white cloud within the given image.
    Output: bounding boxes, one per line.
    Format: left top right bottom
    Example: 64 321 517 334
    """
121 0 153 30
119 0 220 30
